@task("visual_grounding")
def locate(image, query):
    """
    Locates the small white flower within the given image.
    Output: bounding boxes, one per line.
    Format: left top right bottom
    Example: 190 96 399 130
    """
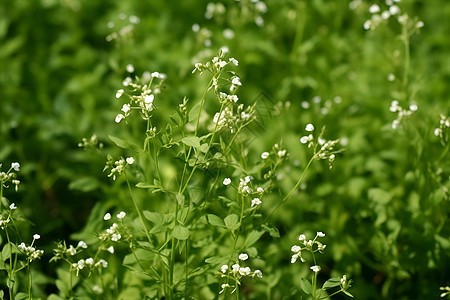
231 263 240 273
117 211 126 219
229 58 239 66
381 10 390 19
369 4 380 13
78 241 88 249
85 257 94 265
11 162 20 171
122 77 132 86
251 198 262 207
239 267 251 276
18 243 26 251
305 124 314 132
300 136 309 144
317 231 325 237
223 28 235 39
254 269 263 278
93 285 103 294
434 128 442 136
111 233 121 241
221 264 228 273
9 203 17 210
126 64 134 73
416 21 424 28
257 187 264 193
192 23 200 32
310 265 321 273
126 157 134 164
341 275 347 286
231 76 242 86
389 5 400 15
298 234 306 241
239 253 248 261
104 213 111 221
33 234 40 240
67 245 76 256
223 178 231 186
363 20 372 30
261 152 270 159
115 114 125 123
291 245 301 252
277 150 286 157
77 259 85 270
121 104 131 113
409 104 418 112
107 246 114 254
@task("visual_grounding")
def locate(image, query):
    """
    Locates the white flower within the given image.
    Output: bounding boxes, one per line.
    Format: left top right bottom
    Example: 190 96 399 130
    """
291 245 301 252
231 76 242 86
221 264 228 273
231 264 240 273
104 213 111 221
381 10 390 19
239 267 251 276
434 128 442 136
93 285 103 294
229 57 239 66
298 234 306 241
409 104 418 112
9 203 17 210
107 246 114 254
341 275 347 286
78 241 88 249
11 162 20 171
33 234 40 240
18 243 26 251
85 257 94 265
257 187 264 193
239 253 248 261
117 211 126 219
254 269 263 278
310 265 321 273
251 198 262 207
126 157 134 164
416 21 424 28
192 23 200 32
121 104 131 113
77 259 85 270
317 231 325 237
115 114 125 123
223 28 235 39
96 259 108 268
300 136 309 144
67 245 76 256
223 178 231 186
261 152 269 159
277 150 286 157
291 254 299 263
305 124 314 132
111 233 121 241
122 77 132 86
389 5 400 15
363 20 372 30
369 4 380 13
126 64 134 73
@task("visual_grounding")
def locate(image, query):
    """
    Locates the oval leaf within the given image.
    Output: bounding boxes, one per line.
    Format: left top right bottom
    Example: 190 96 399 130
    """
300 278 313 295
224 214 239 230
173 225 189 240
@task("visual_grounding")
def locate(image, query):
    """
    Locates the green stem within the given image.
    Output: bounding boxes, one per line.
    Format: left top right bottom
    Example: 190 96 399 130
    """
28 263 32 299
125 173 153 247
402 22 410 102
5 228 14 300
265 156 315 220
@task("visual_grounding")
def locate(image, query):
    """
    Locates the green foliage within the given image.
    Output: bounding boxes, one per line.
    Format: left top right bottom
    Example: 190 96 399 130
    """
1 0 450 299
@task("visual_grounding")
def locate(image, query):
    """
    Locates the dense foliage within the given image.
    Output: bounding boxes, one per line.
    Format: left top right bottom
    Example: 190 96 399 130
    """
1 0 449 299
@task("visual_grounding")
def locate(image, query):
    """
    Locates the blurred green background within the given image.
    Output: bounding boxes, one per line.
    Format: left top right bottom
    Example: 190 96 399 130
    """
1 0 449 299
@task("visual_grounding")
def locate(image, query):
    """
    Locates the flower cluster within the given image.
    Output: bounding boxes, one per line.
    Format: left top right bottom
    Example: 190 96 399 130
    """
219 253 262 294
0 162 21 192
0 213 10 230
212 104 255 133
434 114 450 143
389 100 418 129
51 240 88 264
104 156 134 180
441 286 450 298
78 134 103 151
114 71 166 123
106 13 140 44
300 124 341 168
18 235 44 263
99 212 128 242
301 95 342 115
72 258 108 276
363 1 424 31
291 232 327 264
192 51 238 76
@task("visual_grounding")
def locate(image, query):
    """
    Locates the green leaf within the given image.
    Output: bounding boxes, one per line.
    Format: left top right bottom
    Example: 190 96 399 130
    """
224 214 239 231
136 182 159 189
199 143 209 153
245 230 264 248
206 214 225 227
143 211 163 224
173 225 189 240
343 290 354 298
47 294 64 300
189 102 201 123
188 188 203 204
181 136 201 148
261 223 280 238
176 193 185 206
322 277 341 289
300 278 313 295
109 135 140 152
69 176 99 192
15 293 28 300
205 256 227 265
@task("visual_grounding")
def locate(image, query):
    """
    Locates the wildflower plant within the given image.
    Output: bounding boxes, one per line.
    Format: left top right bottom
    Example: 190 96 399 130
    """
291 232 353 299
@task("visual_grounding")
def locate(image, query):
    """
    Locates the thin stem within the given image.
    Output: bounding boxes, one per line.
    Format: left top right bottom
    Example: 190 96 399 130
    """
125 173 153 247
402 23 410 102
265 156 315 220
5 228 14 300
28 263 32 299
